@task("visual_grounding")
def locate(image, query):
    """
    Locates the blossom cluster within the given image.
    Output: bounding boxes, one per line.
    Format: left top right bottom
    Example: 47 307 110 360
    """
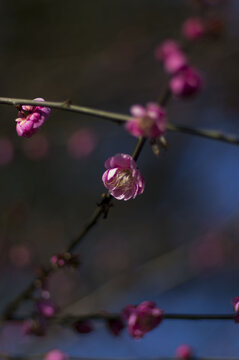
155 38 202 97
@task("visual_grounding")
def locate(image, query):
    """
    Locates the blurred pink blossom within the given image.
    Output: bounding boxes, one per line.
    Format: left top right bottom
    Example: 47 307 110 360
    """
9 245 32 268
0 137 14 166
22 134 49 160
164 50 188 74
154 39 181 62
122 301 163 339
182 17 205 40
67 128 97 158
170 67 202 97
176 344 193 359
37 299 58 318
102 154 145 201
44 350 69 360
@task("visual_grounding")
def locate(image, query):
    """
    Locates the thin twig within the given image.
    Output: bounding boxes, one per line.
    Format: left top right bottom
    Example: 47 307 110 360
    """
1 97 239 146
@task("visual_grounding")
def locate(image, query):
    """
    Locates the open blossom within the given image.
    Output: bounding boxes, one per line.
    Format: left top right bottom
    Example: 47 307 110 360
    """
102 154 145 201
126 103 167 139
182 17 205 40
15 98 51 137
170 67 202 97
176 345 193 359
122 301 163 339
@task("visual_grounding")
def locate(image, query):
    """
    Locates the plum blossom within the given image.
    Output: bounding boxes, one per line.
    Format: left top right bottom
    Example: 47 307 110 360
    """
232 296 239 322
37 299 58 319
126 103 167 139
170 67 202 97
182 17 205 40
154 39 181 62
176 345 193 359
122 301 163 339
15 98 51 137
102 154 145 201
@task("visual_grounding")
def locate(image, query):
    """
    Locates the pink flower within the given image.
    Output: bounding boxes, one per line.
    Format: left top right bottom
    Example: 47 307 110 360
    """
170 67 202 97
44 350 69 360
182 17 205 40
126 103 167 139
122 301 163 339
176 345 193 360
102 154 145 201
164 51 188 74
15 98 51 137
232 296 239 322
37 299 58 319
154 39 181 62
50 252 80 268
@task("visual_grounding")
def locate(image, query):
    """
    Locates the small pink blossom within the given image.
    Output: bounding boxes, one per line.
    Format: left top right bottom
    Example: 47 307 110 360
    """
170 67 202 97
154 39 181 61
44 350 69 360
37 299 58 319
122 301 163 339
0 137 14 165
182 17 205 40
102 154 145 201
164 51 188 74
50 252 80 268
232 296 239 322
15 98 51 137
176 345 193 360
126 103 167 139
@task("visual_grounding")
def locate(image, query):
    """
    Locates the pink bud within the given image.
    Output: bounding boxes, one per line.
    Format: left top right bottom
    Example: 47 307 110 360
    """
44 350 69 360
37 299 58 318
164 51 188 74
182 17 205 40
15 98 51 138
176 345 193 360
154 40 181 61
170 67 202 97
122 301 163 339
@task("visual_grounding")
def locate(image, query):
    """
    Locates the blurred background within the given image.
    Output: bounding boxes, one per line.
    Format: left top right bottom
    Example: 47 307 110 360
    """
0 0 239 358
